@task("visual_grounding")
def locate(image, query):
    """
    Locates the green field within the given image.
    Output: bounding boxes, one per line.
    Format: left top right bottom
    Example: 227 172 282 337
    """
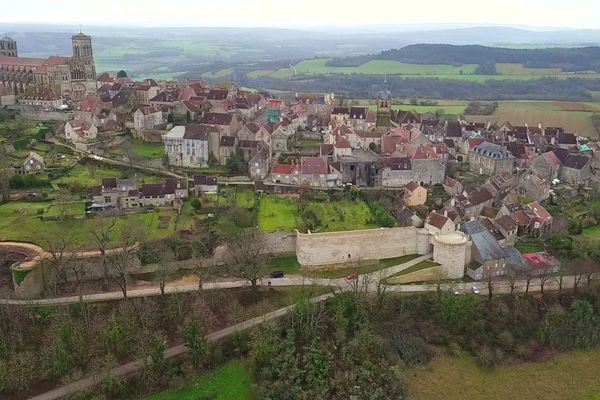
269 256 301 274
235 58 600 82
410 351 600 400
0 201 175 249
234 190 256 209
258 195 299 233
52 164 123 188
131 141 165 159
140 360 252 400
466 101 600 138
305 200 380 232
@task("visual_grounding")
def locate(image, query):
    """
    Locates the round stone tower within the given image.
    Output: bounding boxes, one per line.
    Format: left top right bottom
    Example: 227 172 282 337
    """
432 232 469 279
416 228 431 255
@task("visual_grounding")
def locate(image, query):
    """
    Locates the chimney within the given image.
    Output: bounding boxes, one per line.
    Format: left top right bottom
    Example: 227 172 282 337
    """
443 210 448 217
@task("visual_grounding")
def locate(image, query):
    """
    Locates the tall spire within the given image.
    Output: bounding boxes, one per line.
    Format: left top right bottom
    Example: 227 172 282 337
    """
383 75 389 91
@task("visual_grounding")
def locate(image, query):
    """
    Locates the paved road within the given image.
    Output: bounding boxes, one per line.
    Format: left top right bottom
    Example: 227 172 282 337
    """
27 292 335 400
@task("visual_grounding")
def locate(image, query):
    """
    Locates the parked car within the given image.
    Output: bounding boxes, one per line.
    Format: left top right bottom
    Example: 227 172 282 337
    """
471 286 480 294
448 287 460 295
270 271 284 279
345 272 358 281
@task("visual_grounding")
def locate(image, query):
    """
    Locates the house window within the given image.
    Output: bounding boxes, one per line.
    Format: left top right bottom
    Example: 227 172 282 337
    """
104 196 111 203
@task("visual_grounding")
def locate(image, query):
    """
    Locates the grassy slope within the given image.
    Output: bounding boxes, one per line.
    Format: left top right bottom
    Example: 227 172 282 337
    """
140 360 252 400
410 351 600 400
0 201 175 249
258 196 299 233
306 254 420 279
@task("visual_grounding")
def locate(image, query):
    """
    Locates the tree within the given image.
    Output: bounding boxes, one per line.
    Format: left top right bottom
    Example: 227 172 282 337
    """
506 268 518 296
91 216 117 290
108 222 143 299
183 319 209 368
482 269 496 300
222 229 269 291
0 168 11 202
539 268 552 295
225 149 247 175
117 70 128 78
40 233 79 296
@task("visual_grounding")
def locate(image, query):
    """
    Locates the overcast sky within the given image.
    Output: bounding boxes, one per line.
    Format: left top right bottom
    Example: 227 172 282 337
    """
2 0 599 30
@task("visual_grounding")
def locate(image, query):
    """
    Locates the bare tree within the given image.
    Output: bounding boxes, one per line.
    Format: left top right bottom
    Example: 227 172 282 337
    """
571 256 595 293
108 222 142 299
40 233 79 296
555 261 570 294
222 229 269 292
91 216 117 290
506 268 518 296
482 269 495 300
538 268 552 295
523 270 534 294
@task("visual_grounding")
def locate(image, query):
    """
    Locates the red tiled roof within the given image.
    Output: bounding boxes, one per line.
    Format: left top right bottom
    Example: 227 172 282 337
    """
301 157 328 175
405 181 420 192
271 163 298 174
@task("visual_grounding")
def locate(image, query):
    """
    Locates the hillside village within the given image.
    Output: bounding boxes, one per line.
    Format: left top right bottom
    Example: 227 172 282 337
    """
2 32 600 291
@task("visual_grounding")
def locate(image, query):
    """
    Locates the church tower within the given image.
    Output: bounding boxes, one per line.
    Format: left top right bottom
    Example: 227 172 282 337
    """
0 35 18 57
70 31 97 101
376 77 392 128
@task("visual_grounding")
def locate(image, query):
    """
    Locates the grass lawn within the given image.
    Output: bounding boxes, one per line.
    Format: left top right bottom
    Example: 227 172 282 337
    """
295 139 322 148
306 254 420 279
306 200 379 232
269 256 301 274
409 351 600 400
131 141 165 159
384 260 440 283
52 164 123 188
583 225 600 239
140 359 252 400
235 190 256 209
258 195 299 233
0 202 175 249
515 242 544 253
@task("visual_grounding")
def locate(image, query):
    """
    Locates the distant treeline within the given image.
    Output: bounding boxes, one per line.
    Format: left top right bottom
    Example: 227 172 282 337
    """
327 44 600 72
242 75 597 101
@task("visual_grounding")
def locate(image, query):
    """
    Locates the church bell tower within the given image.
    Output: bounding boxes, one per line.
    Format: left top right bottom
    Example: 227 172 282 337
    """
70 30 97 101
376 77 392 128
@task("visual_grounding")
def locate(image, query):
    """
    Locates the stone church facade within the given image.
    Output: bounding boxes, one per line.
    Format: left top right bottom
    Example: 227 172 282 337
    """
0 32 97 101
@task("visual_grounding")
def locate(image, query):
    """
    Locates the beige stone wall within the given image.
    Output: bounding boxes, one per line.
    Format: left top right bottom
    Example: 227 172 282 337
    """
296 227 418 266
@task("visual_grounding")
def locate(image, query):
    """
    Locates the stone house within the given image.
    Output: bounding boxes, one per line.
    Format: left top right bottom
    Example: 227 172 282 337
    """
381 157 413 187
454 186 494 220
20 152 45 174
163 125 217 168
219 136 237 165
521 173 550 201
337 149 380 187
64 120 98 142
237 122 261 141
193 175 218 195
492 215 518 246
249 146 270 180
268 163 300 185
133 107 164 131
271 127 294 154
91 178 139 210
442 177 463 196
559 153 591 185
300 157 339 188
530 151 561 182
460 220 512 280
403 181 427 206
425 211 455 235
199 112 239 136
469 141 514 176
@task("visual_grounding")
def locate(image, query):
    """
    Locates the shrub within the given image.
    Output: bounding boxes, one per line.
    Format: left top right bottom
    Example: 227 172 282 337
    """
475 346 496 368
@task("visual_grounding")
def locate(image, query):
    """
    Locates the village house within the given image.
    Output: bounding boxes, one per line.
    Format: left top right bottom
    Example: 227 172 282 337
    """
268 163 300 185
403 181 427 206
300 157 339 188
530 151 561 182
133 106 165 132
469 141 514 176
442 177 463 196
193 175 218 195
454 186 494 220
219 136 237 165
521 173 551 201
337 149 380 187
424 211 456 235
248 145 270 180
19 151 45 174
491 215 518 246
237 122 261 141
380 157 412 187
64 120 98 143
199 112 240 136
163 125 219 168
271 126 295 154
460 220 513 280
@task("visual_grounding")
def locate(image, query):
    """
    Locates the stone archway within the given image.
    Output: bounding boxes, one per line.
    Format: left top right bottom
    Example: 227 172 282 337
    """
72 82 86 101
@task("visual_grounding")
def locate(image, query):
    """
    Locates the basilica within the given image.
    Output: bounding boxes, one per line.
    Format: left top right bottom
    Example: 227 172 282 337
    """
0 31 97 101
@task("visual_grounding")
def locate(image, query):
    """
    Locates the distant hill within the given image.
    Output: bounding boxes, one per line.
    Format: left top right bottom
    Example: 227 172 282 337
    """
328 44 600 72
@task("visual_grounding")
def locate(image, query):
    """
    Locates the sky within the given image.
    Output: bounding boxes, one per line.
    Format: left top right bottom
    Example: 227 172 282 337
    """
2 0 599 30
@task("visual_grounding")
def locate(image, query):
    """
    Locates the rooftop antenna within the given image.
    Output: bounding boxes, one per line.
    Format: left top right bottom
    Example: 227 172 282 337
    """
79 24 82 34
